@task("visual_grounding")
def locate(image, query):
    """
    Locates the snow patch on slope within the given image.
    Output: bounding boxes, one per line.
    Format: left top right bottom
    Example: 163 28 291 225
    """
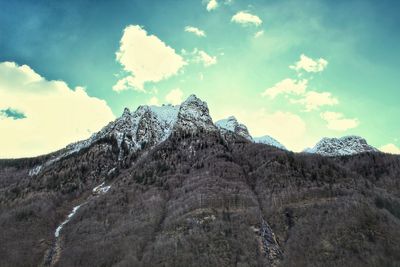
54 205 82 238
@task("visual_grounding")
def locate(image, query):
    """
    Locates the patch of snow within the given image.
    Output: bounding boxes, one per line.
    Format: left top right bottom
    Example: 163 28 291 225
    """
92 182 111 195
254 135 287 150
54 205 82 238
216 116 253 141
28 165 42 176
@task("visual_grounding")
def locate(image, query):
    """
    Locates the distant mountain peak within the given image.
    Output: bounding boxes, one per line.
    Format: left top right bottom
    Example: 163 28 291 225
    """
253 135 287 150
304 135 379 156
215 116 253 141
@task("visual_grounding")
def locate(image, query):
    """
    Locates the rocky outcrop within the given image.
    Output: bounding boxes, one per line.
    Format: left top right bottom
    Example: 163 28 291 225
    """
304 135 378 156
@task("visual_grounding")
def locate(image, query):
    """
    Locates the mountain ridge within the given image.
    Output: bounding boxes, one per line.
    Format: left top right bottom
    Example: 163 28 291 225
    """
0 95 399 267
26 95 382 178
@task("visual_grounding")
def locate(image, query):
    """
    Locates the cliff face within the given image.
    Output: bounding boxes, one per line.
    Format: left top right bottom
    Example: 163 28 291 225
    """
1 127 400 267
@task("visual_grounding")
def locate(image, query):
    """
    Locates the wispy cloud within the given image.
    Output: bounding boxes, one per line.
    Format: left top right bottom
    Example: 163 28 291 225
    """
254 30 264 38
263 54 340 112
291 91 338 111
262 79 308 99
114 25 186 92
206 0 218 11
290 54 328 73
184 26 206 37
182 48 217 67
320 111 359 131
231 11 262 26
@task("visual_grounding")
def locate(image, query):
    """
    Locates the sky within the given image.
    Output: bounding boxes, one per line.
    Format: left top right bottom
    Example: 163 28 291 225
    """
0 0 399 157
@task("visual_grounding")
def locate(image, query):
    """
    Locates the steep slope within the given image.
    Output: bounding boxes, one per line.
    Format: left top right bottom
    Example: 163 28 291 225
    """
216 116 253 141
215 116 286 150
29 95 214 176
253 136 287 150
304 136 379 156
1 96 400 267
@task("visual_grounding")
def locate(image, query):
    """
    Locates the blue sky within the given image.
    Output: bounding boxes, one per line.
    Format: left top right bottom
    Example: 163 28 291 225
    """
0 0 399 157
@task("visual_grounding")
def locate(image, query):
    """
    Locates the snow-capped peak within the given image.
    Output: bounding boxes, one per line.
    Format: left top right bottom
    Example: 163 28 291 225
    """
253 135 287 150
215 116 253 141
29 95 216 175
304 135 379 156
175 94 217 132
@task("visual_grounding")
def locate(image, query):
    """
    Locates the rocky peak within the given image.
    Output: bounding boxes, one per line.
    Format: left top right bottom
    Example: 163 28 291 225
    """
29 95 216 175
253 135 287 150
215 116 253 141
122 107 131 117
175 94 216 132
304 135 378 156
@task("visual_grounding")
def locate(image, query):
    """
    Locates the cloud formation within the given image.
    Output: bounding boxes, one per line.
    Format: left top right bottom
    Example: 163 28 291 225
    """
114 25 186 92
320 111 359 131
262 79 308 99
184 26 206 37
0 62 115 158
290 54 328 73
165 88 183 105
231 11 262 26
182 48 217 67
291 91 339 111
206 0 218 11
254 30 264 38
263 55 341 112
379 143 400 154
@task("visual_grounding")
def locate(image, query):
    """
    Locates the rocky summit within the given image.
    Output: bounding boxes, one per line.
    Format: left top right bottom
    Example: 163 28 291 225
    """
304 135 378 157
1 95 400 267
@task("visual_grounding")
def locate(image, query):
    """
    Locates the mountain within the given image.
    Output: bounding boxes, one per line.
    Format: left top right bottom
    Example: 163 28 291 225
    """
1 95 400 267
215 116 253 141
215 116 286 150
29 95 216 176
304 135 379 156
253 136 287 150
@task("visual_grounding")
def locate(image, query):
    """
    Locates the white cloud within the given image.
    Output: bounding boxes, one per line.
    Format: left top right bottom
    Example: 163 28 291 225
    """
165 88 183 105
195 50 217 67
292 91 339 111
113 25 186 92
262 79 307 99
379 143 400 154
231 11 262 26
254 30 264 38
182 48 217 67
206 0 218 11
148 96 160 106
320 111 359 131
184 26 206 37
290 54 328 73
0 62 115 158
